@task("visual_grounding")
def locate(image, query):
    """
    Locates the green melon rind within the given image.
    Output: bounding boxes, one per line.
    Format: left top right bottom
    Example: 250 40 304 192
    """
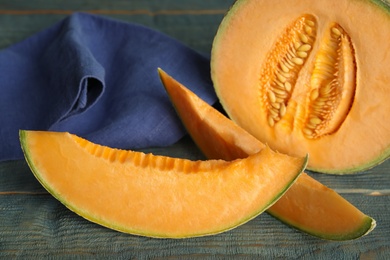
269 209 376 241
19 130 307 239
211 0 390 175
309 146 390 174
370 0 390 15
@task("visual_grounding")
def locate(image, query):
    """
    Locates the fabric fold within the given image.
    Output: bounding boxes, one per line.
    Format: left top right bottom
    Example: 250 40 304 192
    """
41 15 107 121
64 76 104 120
0 12 216 161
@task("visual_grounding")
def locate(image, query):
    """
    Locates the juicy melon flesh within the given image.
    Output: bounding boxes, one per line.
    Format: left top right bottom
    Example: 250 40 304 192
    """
211 0 390 173
158 68 376 240
20 130 306 238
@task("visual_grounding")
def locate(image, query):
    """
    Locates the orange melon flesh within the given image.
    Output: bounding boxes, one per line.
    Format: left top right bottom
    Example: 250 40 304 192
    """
20 130 306 238
210 0 390 173
158 68 376 240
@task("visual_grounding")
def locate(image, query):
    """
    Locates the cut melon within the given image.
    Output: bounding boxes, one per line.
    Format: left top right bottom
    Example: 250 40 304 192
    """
210 0 390 174
158 68 376 240
19 130 306 238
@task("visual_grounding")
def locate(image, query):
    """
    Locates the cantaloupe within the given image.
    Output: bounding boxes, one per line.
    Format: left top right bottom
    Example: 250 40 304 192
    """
158 68 376 240
19 130 307 238
210 0 390 174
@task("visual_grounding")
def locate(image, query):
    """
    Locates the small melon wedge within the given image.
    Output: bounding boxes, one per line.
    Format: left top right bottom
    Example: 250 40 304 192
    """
20 130 306 238
158 68 376 240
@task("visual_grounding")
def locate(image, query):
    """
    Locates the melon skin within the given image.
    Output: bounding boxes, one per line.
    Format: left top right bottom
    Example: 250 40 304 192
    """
210 0 390 174
158 68 376 240
19 130 307 238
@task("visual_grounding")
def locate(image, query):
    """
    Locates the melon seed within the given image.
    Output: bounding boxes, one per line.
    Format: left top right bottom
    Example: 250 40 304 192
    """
291 57 304 65
275 80 286 90
285 82 292 92
316 97 329 103
306 20 315 27
285 58 297 68
269 107 279 117
276 72 287 83
331 27 342 37
268 90 276 103
298 44 312 52
271 102 281 109
300 33 309 43
297 51 308 58
280 63 290 73
309 117 322 125
313 100 326 107
303 128 314 136
268 115 275 127
294 41 302 50
306 122 317 129
310 89 320 100
304 25 313 34
280 103 287 117
273 87 287 96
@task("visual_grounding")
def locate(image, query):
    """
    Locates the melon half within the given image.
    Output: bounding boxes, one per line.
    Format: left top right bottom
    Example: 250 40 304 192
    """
20 130 306 238
211 0 390 173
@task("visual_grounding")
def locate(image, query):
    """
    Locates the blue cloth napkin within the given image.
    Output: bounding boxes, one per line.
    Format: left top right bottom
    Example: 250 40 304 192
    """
0 12 216 161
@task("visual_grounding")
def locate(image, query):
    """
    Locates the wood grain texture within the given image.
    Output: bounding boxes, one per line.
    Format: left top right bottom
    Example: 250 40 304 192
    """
0 0 232 53
0 0 389 258
1 136 390 259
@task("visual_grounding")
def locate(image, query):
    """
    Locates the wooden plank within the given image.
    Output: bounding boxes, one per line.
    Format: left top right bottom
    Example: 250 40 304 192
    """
0 0 233 12
0 0 232 53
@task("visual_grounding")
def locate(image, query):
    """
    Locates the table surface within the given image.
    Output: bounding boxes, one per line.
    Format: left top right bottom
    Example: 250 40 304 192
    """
1 1 389 259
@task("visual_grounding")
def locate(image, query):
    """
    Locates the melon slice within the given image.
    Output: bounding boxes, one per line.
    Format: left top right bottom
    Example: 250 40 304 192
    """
158 68 376 240
210 0 390 174
19 130 306 238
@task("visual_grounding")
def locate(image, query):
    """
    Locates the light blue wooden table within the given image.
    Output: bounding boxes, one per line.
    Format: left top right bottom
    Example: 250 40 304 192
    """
1 1 389 258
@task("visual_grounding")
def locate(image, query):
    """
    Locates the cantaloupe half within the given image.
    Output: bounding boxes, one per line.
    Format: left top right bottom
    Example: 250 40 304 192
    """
210 0 390 174
19 130 307 238
158 68 376 240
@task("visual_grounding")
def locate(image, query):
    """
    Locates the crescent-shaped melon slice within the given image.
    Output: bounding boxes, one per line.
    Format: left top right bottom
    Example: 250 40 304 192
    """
19 130 306 238
158 68 376 240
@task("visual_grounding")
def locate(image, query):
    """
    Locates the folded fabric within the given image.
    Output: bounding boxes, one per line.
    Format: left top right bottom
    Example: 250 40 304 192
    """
0 12 216 161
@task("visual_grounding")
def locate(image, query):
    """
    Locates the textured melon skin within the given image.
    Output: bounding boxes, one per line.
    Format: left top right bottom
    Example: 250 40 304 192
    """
210 0 390 174
19 130 306 238
309 147 390 174
158 68 376 240
372 0 390 14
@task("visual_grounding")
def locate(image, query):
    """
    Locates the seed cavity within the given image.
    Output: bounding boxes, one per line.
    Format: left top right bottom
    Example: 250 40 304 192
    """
260 14 317 126
303 24 356 139
258 14 356 139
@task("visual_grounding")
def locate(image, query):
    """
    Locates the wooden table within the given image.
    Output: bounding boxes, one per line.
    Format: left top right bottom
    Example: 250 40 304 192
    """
1 1 389 258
